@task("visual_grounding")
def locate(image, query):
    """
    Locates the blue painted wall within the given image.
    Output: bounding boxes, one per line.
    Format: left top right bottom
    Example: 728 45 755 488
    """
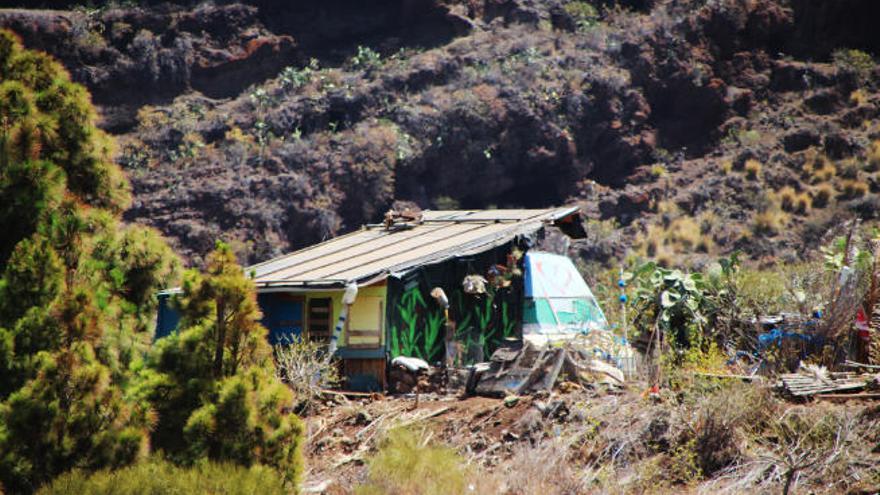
257 293 303 345
154 292 303 345
155 293 180 340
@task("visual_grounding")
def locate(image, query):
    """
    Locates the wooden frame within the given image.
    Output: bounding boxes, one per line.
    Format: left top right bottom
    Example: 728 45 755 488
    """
306 297 332 343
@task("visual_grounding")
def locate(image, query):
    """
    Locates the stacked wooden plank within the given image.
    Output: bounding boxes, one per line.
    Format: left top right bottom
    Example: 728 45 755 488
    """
776 371 872 397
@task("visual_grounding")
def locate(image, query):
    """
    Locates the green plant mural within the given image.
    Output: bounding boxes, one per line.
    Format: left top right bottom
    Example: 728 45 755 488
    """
449 287 520 362
500 300 517 339
388 250 524 365
389 285 445 363
475 294 495 358
423 309 445 363
389 285 423 359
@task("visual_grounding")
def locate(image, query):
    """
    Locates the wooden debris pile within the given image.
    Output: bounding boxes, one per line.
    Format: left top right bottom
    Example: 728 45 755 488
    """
473 342 625 397
776 366 877 399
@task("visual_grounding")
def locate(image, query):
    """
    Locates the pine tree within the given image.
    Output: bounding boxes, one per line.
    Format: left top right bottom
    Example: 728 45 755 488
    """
0 202 154 493
0 30 180 493
135 242 303 487
0 29 129 268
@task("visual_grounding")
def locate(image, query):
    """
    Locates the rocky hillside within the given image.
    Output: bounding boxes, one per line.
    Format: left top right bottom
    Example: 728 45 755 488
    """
3 0 880 266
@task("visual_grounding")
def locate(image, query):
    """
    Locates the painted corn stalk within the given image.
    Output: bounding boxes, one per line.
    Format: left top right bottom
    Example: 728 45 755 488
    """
389 285 424 359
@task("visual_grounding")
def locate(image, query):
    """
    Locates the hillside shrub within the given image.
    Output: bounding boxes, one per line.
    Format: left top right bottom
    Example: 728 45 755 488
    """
833 48 875 85
777 186 797 212
751 207 787 235
811 184 834 208
743 159 762 180
355 428 471 495
274 338 340 413
808 154 836 183
564 1 600 31
37 459 285 495
840 179 868 199
794 192 810 214
867 139 880 171
350 46 382 71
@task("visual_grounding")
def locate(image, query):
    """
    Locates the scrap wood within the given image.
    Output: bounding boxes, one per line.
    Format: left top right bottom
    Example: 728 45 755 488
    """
777 372 872 397
355 404 407 441
816 393 880 401
331 452 365 469
354 406 452 449
843 360 880 370
307 418 329 446
303 480 332 493
471 442 503 462
516 348 565 394
693 372 763 382
321 389 379 399
471 403 504 427
394 406 452 429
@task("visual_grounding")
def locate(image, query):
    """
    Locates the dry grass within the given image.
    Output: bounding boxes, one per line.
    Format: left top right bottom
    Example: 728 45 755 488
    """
636 202 716 265
777 186 797 212
840 179 868 199
743 159 762 180
851 88 869 106
752 207 788 235
776 187 811 215
868 139 880 172
793 192 811 214
811 163 837 183
811 184 835 208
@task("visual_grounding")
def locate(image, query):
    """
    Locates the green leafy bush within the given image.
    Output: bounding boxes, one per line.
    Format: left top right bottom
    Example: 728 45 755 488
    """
631 262 713 350
350 46 382 71
37 459 286 495
280 58 320 91
833 48 875 85
564 1 600 31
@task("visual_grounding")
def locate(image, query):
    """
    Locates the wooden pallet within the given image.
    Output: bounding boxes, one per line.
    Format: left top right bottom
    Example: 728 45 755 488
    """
777 372 872 397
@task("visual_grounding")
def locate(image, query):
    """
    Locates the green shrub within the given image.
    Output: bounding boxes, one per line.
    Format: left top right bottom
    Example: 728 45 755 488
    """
564 1 600 31
350 46 382 71
734 267 789 316
134 242 304 486
355 428 471 495
833 48 875 85
811 184 834 208
279 58 319 91
37 459 286 495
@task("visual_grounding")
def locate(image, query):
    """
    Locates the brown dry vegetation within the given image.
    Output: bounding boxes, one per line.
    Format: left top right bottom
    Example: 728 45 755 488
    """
300 380 880 494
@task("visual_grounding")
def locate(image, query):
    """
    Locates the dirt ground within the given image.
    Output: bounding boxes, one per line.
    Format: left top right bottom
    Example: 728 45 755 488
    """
301 377 880 494
301 384 627 493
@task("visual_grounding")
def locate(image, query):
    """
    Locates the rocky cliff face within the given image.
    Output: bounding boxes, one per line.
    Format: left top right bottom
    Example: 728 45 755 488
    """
2 0 879 266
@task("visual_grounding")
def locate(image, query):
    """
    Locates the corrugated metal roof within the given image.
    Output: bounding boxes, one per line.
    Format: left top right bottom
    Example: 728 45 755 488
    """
247 206 581 288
